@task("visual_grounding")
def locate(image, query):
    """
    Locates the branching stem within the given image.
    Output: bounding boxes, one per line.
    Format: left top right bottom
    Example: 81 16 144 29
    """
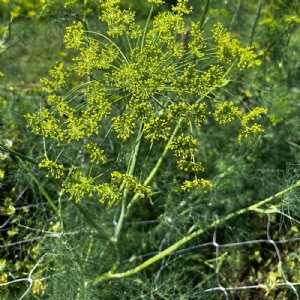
126 118 183 212
93 180 300 284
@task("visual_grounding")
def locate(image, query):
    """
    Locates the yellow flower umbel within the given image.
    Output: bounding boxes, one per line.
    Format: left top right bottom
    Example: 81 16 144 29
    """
26 0 266 204
212 23 261 69
214 101 241 125
38 158 64 179
238 107 267 142
169 134 198 159
62 168 122 205
85 143 107 164
182 179 213 193
111 171 153 199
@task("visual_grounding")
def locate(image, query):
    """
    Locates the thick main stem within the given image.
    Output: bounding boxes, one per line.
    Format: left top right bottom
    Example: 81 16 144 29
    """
93 180 300 284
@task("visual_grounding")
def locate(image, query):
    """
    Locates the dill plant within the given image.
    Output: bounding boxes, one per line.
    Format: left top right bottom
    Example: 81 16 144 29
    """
23 0 274 294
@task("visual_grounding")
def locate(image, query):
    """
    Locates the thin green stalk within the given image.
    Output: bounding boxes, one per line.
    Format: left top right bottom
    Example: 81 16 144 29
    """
229 0 241 30
141 5 154 50
248 0 264 46
0 144 38 165
57 190 63 221
259 23 295 57
199 0 210 29
145 121 181 187
75 203 108 240
21 160 59 215
125 34 133 52
1 17 12 46
86 30 128 63
93 180 300 284
63 81 93 101
113 124 144 241
126 118 183 211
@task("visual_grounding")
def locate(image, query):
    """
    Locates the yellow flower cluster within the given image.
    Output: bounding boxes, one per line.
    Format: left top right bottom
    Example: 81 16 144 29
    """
146 0 192 58
0 169 4 180
111 45 175 100
169 133 211 192
99 0 142 38
85 143 107 164
149 6 187 58
96 183 122 205
241 107 268 126
171 0 192 16
238 124 265 142
38 158 64 179
172 64 224 96
212 23 261 69
144 117 171 143
111 171 153 198
64 22 120 76
214 101 241 125
41 62 69 92
148 0 165 4
188 22 206 58
238 107 268 142
192 103 210 126
167 102 209 126
112 114 137 141
177 159 204 173
26 108 64 142
181 179 213 192
169 134 198 159
64 21 86 50
62 168 121 204
0 197 16 216
31 281 46 296
200 65 225 94
27 81 111 143
73 39 102 77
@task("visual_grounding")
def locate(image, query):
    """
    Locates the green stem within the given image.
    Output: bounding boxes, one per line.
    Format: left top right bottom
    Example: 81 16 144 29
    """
248 0 263 46
199 0 210 29
260 24 295 56
229 0 241 30
93 180 300 284
86 30 128 62
0 144 38 165
75 203 108 240
126 119 183 211
21 161 59 215
141 5 154 50
113 124 144 241
2 17 12 45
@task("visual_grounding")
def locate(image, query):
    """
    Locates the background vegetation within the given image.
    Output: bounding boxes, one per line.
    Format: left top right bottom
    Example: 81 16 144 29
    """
1 0 300 299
